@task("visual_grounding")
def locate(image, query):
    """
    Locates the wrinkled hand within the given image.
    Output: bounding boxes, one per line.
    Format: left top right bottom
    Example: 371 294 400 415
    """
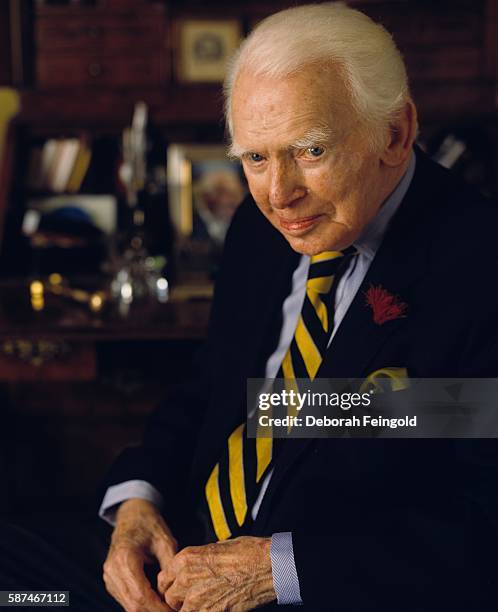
103 498 177 612
158 536 276 611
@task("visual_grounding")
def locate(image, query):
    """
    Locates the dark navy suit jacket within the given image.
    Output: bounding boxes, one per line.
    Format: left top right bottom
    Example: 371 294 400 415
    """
102 149 498 610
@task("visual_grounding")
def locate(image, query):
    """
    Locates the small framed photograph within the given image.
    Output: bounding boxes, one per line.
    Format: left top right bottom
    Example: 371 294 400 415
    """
175 19 242 83
167 143 247 280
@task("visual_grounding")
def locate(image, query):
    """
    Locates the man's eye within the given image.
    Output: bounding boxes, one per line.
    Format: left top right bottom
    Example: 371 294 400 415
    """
306 146 325 157
248 152 264 163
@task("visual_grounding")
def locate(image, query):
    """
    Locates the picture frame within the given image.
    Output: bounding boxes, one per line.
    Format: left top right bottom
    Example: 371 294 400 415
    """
167 143 247 279
175 19 242 83
167 143 246 238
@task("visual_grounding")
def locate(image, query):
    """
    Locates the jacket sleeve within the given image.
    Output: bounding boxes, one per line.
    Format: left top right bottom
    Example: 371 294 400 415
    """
96 347 210 528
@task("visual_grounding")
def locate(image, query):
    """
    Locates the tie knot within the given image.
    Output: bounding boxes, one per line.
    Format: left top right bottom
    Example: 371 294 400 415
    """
307 246 356 294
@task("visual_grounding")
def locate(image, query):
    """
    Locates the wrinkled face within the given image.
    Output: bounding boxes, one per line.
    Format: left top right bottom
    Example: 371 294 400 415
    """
230 67 392 255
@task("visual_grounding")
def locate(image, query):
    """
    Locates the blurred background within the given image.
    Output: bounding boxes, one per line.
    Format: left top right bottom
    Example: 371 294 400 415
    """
0 0 497 520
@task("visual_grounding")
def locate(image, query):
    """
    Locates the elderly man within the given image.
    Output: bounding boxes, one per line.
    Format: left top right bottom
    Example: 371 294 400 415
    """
99 5 498 611
99 4 498 611
1 3 496 611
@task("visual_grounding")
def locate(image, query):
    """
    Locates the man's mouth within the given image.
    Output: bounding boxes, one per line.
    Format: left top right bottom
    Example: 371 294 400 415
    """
277 214 323 233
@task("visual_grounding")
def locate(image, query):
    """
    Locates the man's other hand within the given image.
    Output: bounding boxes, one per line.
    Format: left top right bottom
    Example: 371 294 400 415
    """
103 498 177 612
158 536 276 611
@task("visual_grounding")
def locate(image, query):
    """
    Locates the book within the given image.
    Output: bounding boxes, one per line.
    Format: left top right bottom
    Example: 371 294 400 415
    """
66 143 92 193
50 138 81 193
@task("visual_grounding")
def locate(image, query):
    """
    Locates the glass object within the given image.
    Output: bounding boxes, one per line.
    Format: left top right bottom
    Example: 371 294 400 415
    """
110 102 169 314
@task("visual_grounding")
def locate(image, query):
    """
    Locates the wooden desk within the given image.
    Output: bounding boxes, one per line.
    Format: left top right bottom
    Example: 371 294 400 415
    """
0 278 211 381
0 278 211 512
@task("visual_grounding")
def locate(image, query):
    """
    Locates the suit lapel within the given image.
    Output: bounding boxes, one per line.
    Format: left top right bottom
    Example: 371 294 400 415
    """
194 208 300 490
244 227 301 379
321 183 429 379
254 150 436 532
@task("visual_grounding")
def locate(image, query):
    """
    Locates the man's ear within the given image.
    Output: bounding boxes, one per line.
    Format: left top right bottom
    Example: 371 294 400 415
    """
381 99 418 167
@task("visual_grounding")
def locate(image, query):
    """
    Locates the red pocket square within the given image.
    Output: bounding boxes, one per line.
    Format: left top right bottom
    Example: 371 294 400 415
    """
365 284 407 325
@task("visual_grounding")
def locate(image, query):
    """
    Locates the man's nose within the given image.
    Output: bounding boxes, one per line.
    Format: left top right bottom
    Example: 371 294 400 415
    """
268 159 307 209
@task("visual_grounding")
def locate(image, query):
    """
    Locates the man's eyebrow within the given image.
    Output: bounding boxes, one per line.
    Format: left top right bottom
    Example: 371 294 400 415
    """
289 126 333 149
227 141 246 159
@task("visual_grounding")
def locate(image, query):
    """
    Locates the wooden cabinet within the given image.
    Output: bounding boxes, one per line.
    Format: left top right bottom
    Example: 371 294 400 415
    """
34 4 169 89
36 12 165 52
36 54 166 89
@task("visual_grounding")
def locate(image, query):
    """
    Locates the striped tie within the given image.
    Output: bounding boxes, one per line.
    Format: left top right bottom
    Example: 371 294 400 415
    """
205 248 356 541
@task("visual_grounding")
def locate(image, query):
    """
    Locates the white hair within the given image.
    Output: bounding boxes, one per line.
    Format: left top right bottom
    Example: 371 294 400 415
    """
224 3 412 150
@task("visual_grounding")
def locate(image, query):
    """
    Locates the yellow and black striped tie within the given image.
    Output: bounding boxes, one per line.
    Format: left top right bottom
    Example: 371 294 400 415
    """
205 248 356 541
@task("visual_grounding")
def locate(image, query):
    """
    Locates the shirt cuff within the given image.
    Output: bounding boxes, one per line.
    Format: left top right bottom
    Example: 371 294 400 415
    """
270 532 303 605
98 480 164 526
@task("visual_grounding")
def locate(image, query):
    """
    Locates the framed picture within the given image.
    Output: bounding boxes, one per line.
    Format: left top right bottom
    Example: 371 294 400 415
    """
167 143 247 279
175 19 242 82
167 143 246 240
